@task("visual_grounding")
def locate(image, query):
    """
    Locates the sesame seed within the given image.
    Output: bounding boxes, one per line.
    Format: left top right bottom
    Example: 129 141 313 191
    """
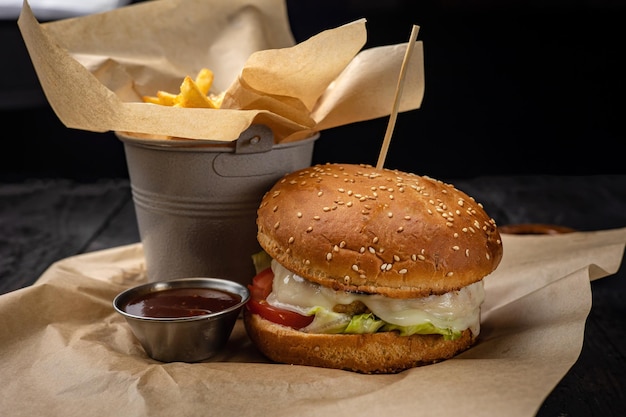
411 254 417 261
360 247 365 253
340 241 346 248
272 206 278 212
323 207 330 212
380 264 387 271
347 202 353 207
297 212 303 218
446 272 454 277
393 255 400 262
326 253 332 261
465 249 470 257
417 254 426 261
352 264 359 272
385 263 392 271
317 191 323 197
452 246 460 251
404 215 411 220
368 247 376 254
333 245 339 252
274 221 280 229
313 215 320 220
397 226 404 232
399 269 408 274
288 236 295 243
306 226 313 232
373 237 379 244
387 212 393 218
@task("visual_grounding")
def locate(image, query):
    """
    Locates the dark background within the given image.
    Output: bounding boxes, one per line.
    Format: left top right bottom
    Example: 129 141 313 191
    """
1 0 625 181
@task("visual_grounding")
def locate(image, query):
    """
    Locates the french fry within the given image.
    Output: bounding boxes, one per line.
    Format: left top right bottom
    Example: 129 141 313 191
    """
209 91 225 108
156 90 178 106
142 68 221 109
194 68 214 96
176 75 218 108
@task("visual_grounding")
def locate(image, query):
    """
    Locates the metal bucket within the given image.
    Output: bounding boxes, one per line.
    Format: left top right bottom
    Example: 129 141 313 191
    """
117 125 318 286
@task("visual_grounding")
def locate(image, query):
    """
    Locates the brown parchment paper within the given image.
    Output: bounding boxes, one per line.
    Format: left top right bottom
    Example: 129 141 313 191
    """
1 228 625 417
17 0 425 143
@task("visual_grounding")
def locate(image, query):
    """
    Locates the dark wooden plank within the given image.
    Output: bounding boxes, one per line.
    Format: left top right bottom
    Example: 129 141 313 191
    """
0 179 133 294
84 195 140 253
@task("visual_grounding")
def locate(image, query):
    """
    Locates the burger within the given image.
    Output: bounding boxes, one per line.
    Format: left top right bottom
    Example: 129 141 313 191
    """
243 163 503 373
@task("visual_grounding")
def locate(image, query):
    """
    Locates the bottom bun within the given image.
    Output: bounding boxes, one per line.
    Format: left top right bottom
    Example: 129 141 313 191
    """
243 310 477 374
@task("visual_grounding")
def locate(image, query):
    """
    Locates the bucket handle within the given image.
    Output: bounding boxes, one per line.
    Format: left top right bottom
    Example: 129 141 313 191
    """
234 125 274 154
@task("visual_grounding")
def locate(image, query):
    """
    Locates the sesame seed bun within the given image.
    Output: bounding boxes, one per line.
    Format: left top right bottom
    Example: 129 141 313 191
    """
243 309 476 374
256 163 503 298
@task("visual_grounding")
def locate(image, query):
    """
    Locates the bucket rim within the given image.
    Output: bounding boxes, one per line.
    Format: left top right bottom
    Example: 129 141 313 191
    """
115 130 320 153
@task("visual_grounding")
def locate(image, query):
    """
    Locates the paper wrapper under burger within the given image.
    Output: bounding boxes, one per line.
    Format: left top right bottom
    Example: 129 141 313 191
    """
18 0 425 143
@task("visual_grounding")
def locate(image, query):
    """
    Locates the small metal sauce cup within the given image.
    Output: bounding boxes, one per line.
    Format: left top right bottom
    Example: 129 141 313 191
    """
113 278 250 363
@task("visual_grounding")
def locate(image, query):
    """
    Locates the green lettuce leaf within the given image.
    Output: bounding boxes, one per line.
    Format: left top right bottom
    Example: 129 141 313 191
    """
382 322 462 340
303 306 461 339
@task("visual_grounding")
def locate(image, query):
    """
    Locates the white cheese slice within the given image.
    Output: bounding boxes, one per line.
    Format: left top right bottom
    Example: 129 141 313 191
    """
266 259 484 335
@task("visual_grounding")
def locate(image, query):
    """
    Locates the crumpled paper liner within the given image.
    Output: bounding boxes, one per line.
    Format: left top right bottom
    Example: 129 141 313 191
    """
18 0 425 143
1 228 624 417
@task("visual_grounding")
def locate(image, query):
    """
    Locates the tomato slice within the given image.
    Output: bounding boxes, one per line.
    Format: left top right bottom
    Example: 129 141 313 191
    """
247 267 314 330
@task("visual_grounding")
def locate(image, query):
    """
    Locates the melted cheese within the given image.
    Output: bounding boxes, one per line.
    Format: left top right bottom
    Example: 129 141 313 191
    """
266 260 484 335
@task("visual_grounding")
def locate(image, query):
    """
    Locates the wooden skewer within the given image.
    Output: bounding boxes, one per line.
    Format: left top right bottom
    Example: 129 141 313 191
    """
376 25 420 170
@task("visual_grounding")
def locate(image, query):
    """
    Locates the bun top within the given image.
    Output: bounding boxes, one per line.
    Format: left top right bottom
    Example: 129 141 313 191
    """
257 163 503 298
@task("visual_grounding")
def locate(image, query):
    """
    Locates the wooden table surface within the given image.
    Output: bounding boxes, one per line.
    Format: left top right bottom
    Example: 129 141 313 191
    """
1 175 625 416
